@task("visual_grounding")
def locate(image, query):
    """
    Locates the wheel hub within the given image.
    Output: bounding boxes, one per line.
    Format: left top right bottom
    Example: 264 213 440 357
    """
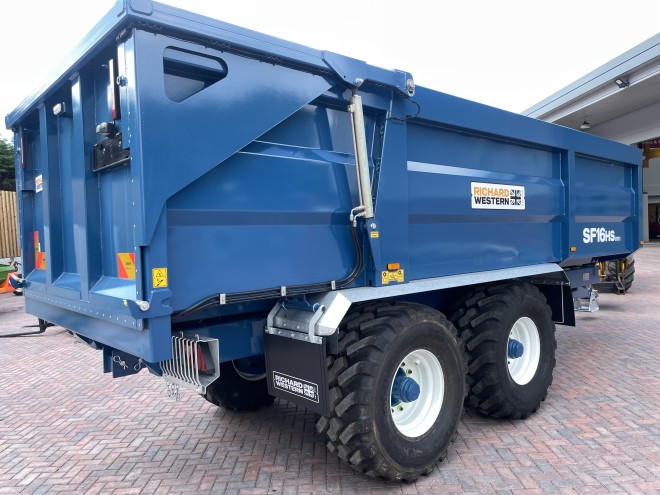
507 338 524 359
391 369 421 405
390 349 444 437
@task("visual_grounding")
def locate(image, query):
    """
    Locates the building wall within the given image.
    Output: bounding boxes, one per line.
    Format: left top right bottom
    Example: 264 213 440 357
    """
644 158 660 202
644 159 660 240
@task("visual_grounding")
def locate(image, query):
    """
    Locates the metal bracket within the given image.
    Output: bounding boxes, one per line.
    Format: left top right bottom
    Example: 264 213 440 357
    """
124 288 173 319
574 289 599 312
92 133 130 172
110 349 141 378
266 296 326 344
322 51 414 96
322 51 367 89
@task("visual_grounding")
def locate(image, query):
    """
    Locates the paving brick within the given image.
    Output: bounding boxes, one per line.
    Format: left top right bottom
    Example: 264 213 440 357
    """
1 245 660 494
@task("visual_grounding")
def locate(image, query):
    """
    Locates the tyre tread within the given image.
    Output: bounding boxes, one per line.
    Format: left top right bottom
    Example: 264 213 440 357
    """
315 301 465 481
450 283 556 419
203 361 274 412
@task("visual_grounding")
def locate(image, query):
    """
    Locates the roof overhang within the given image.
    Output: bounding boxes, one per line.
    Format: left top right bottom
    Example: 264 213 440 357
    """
522 33 660 145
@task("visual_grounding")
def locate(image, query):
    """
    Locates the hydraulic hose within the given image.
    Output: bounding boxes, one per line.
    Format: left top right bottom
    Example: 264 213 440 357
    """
174 221 364 318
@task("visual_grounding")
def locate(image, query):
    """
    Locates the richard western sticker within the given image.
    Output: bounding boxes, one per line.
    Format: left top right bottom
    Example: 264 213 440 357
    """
471 182 525 210
272 372 319 403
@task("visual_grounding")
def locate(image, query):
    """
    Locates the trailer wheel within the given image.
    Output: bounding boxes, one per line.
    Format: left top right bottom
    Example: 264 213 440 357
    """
203 357 274 411
450 283 556 419
593 256 635 292
316 302 465 481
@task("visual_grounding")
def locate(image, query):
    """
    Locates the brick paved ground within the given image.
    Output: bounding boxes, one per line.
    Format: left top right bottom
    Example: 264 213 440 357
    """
1 246 659 495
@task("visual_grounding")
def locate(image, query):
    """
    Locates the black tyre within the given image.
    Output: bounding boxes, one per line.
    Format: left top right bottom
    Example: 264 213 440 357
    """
316 302 465 482
450 282 556 419
203 357 274 411
623 257 636 291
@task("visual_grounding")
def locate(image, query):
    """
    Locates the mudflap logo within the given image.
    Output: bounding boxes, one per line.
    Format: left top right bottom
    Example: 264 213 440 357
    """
471 182 525 210
583 227 621 243
272 371 319 403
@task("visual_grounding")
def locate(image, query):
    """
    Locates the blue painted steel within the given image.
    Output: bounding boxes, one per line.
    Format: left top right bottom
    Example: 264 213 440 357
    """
5 0 642 364
563 265 601 300
508 339 524 359
174 318 266 364
391 370 421 405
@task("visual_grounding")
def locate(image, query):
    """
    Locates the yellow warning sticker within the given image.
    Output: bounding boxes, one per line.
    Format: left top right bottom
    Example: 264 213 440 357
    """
381 269 404 285
152 267 168 288
370 231 379 238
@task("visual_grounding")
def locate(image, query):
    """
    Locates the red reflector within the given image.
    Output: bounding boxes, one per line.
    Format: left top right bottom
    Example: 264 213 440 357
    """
196 346 208 372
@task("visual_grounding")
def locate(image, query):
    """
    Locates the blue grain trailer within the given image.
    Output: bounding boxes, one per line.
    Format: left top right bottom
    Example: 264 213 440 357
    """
6 0 642 481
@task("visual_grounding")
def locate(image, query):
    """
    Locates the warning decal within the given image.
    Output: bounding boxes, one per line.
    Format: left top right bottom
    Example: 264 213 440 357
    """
471 182 525 210
117 253 136 280
36 252 46 270
152 267 168 288
35 175 43 193
382 269 405 285
33 231 46 270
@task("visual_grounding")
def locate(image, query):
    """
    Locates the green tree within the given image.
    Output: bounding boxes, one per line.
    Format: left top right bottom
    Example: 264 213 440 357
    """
0 137 16 191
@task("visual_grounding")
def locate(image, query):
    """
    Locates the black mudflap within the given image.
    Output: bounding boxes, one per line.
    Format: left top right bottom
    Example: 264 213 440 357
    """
265 333 330 416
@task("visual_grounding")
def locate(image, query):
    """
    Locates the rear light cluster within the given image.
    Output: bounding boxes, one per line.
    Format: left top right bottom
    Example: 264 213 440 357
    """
182 340 215 374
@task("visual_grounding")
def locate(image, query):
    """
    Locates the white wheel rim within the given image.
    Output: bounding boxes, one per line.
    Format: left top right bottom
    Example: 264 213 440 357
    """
507 317 541 385
390 349 444 438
